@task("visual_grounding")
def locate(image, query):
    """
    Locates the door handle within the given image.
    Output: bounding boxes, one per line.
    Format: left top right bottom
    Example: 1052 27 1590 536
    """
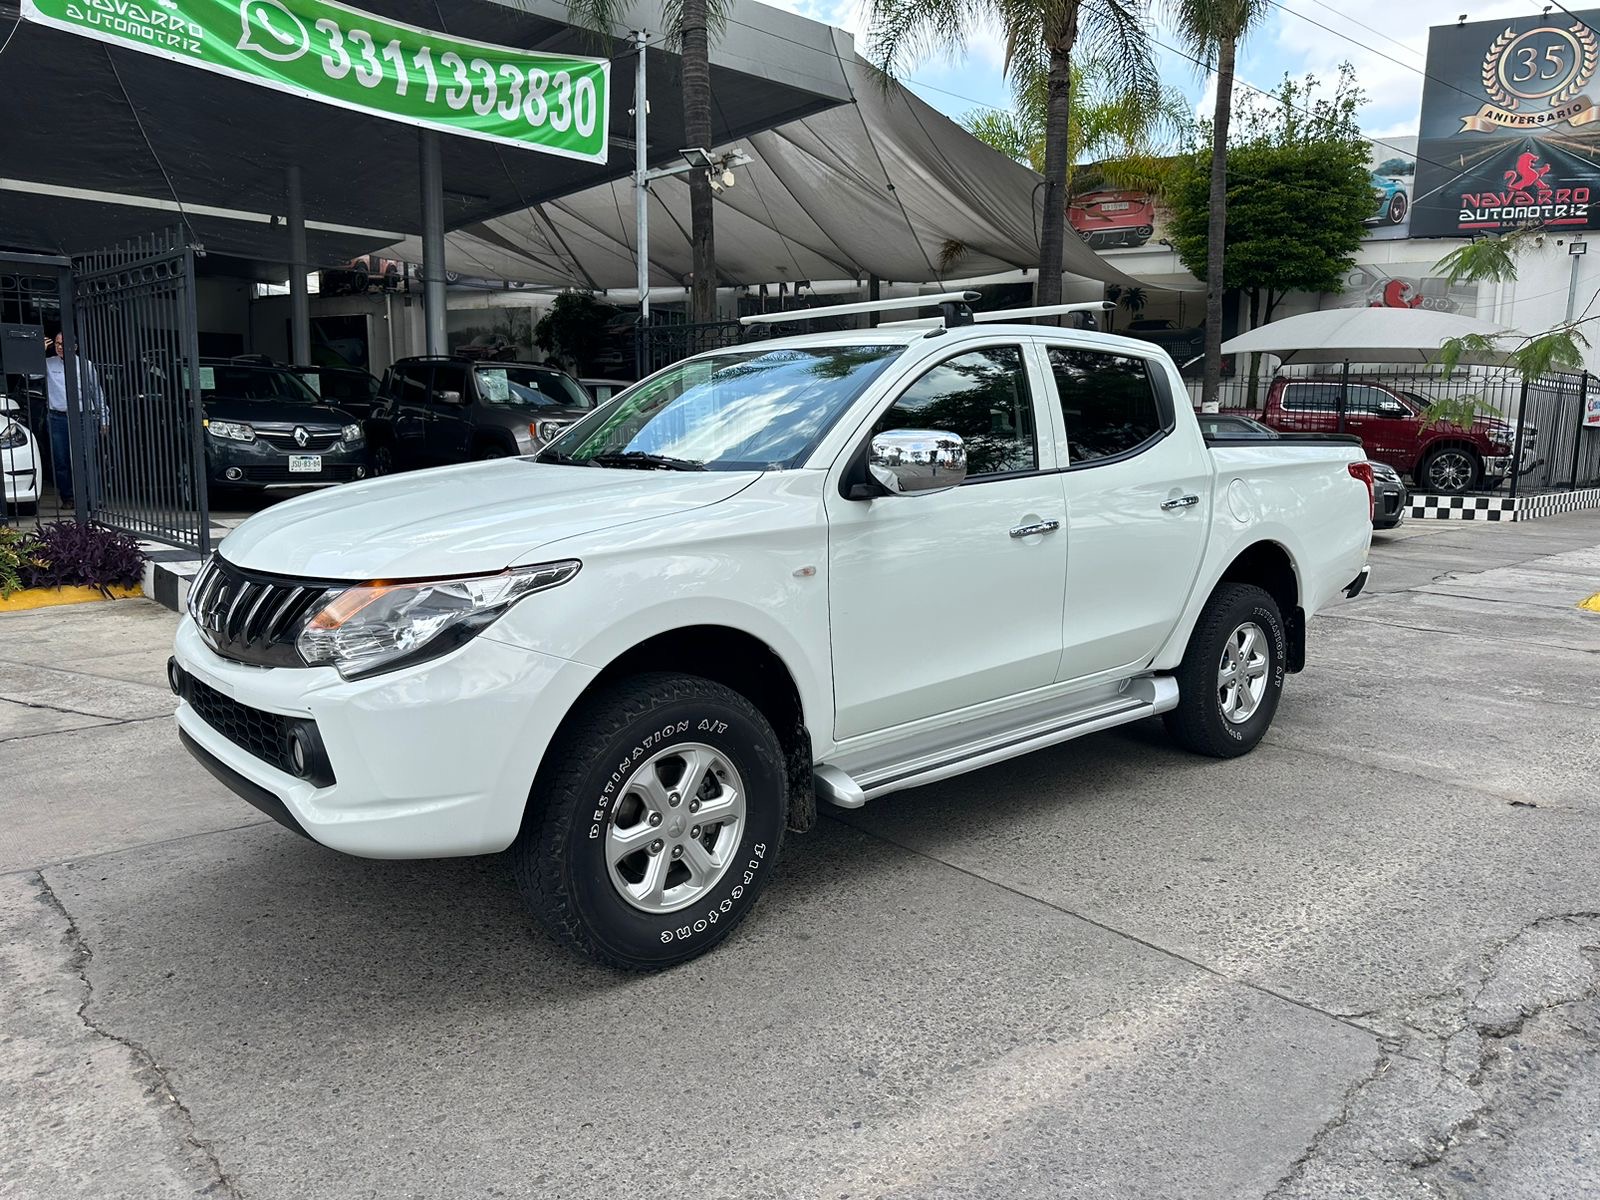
1161 494 1200 511
1009 519 1060 538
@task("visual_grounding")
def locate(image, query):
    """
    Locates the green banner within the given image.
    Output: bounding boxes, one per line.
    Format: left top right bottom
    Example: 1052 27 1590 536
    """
21 0 610 162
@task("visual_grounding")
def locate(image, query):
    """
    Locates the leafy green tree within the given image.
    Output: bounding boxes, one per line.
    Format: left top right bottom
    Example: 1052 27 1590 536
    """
867 0 1158 306
1168 69 1371 324
1166 69 1371 402
1166 0 1273 408
564 0 727 323
535 291 617 372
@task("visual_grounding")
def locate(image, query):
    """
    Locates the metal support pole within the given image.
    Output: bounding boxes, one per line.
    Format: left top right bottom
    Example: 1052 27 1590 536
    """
1509 377 1529 500
418 130 448 356
1570 373 1587 491
867 276 881 328
1337 359 1349 435
1566 241 1587 323
286 165 311 365
633 32 650 379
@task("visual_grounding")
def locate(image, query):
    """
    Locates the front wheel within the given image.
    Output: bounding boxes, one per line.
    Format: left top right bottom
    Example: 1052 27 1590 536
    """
370 443 396 477
1164 583 1286 758
512 673 788 970
1419 446 1480 494
1388 192 1408 224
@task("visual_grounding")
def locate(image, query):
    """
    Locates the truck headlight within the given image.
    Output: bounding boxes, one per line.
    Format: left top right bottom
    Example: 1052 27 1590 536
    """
341 423 363 444
295 561 580 679
537 419 566 442
205 419 255 443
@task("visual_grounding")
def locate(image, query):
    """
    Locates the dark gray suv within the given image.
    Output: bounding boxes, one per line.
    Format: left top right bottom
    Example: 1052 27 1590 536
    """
368 357 595 474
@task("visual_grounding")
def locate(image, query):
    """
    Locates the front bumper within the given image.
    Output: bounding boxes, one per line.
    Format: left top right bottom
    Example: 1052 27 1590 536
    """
206 438 369 487
1373 480 1407 528
171 617 598 858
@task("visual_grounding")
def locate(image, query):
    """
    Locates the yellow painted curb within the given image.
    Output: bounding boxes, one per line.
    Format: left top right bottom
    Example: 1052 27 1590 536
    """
0 584 143 612
1579 593 1600 614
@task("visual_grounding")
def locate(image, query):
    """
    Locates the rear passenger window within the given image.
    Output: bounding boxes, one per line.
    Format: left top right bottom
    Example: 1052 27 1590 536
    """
1281 383 1342 412
1048 348 1163 465
874 346 1037 478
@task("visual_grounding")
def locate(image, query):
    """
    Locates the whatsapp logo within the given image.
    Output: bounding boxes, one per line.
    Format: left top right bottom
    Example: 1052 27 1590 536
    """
236 0 310 62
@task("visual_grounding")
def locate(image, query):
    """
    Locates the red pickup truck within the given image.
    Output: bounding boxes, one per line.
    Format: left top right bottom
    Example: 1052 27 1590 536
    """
1257 377 1527 494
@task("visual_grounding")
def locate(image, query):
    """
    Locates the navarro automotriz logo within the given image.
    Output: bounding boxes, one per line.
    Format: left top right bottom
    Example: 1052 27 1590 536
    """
1459 152 1591 229
1464 21 1600 131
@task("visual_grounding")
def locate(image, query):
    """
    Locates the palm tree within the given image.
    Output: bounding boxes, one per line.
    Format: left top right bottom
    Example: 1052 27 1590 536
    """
564 0 727 324
868 0 1158 306
964 56 1190 192
1166 0 1272 409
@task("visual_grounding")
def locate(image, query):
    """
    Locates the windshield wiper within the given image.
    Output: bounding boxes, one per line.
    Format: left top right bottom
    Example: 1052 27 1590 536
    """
535 448 591 466
592 451 707 472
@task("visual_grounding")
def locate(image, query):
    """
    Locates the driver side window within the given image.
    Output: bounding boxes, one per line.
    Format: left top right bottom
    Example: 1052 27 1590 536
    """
872 346 1037 478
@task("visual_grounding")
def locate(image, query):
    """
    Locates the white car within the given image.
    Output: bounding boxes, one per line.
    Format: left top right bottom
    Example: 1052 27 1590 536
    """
169 294 1374 970
1 396 40 513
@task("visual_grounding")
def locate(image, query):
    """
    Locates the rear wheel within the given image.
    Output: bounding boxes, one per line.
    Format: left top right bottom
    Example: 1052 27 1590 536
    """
512 672 788 970
1388 192 1408 224
1164 583 1286 758
1419 446 1480 494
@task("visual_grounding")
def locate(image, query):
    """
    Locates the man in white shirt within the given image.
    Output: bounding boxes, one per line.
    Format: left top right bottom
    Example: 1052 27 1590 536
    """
44 330 103 507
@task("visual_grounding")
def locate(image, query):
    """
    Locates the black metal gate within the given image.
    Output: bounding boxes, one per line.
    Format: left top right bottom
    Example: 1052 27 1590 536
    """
73 228 210 554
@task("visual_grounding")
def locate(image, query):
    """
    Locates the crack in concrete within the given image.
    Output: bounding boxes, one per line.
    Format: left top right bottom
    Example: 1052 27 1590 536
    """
0 711 168 745
1264 911 1600 1198
33 870 244 1200
1265 1050 1395 1199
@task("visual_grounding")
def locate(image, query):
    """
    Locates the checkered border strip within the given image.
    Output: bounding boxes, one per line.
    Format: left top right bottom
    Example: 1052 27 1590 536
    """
1407 487 1600 522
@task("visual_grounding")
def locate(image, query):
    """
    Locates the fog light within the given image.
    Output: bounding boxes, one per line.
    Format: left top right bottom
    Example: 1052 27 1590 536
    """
166 657 186 697
356 466 366 478
224 467 244 481
288 730 309 776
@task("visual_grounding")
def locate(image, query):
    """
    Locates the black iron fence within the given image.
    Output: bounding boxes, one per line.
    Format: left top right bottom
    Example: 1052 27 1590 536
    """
1196 363 1600 496
73 229 210 554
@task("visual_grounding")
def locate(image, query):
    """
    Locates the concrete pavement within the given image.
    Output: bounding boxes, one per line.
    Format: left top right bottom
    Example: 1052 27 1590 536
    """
2 513 1598 1199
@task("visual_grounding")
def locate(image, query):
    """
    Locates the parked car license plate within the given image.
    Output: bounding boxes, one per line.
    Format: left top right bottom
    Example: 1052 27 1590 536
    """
289 455 322 474
1099 201 1130 212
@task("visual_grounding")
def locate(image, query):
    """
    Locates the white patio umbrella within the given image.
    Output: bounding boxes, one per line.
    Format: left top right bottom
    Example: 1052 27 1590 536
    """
1220 308 1515 364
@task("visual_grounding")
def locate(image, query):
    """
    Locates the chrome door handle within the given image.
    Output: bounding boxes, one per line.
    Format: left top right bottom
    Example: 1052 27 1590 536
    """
1009 519 1060 538
1161 494 1200 511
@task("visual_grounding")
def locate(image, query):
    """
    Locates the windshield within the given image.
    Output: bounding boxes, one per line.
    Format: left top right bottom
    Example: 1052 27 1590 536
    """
475 365 593 410
542 344 905 471
195 365 323 404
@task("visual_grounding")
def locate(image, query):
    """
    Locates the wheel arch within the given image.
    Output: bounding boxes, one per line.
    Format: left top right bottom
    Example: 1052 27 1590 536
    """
556 624 817 833
1215 540 1304 672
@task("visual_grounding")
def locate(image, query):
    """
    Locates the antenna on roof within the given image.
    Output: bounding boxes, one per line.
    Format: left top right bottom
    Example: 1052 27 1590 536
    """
738 290 981 329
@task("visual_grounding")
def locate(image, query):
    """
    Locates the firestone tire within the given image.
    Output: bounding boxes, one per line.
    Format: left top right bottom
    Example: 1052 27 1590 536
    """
512 672 788 971
1163 583 1286 759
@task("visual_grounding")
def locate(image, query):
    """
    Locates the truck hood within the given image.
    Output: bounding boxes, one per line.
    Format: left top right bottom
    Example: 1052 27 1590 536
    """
219 460 760 580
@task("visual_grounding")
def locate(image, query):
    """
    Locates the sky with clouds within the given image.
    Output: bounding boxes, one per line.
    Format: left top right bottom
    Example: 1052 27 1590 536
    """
756 0 1562 151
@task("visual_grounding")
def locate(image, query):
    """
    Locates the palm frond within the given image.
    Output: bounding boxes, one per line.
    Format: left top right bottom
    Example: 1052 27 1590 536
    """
561 0 634 52
1434 231 1533 285
658 0 732 48
864 0 996 80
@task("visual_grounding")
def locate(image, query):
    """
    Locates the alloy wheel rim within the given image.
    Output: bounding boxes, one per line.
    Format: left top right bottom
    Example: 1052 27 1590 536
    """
1217 621 1270 724
605 742 746 914
1430 451 1472 492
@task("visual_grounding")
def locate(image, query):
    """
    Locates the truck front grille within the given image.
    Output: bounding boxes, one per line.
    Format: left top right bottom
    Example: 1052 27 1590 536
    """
188 556 336 667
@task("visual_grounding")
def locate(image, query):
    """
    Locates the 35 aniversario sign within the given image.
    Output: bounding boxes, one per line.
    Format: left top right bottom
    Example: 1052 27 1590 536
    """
21 0 610 162
1412 12 1600 237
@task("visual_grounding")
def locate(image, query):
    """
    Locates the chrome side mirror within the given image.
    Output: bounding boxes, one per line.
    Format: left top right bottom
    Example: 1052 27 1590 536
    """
867 429 967 495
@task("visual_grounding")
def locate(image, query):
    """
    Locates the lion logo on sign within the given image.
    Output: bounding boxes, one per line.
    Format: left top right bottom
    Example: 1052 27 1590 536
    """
1504 152 1551 191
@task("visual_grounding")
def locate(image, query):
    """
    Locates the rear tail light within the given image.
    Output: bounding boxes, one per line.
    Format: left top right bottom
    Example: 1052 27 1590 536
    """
1348 461 1375 522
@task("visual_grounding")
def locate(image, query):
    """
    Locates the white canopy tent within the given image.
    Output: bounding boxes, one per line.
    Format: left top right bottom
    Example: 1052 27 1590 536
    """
382 31 1145 292
1220 308 1515 364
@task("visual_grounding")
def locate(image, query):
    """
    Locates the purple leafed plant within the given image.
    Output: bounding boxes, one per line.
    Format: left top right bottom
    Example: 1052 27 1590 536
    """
21 521 145 596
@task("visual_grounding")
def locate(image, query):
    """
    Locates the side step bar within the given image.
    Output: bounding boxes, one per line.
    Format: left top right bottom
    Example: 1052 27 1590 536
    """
814 676 1179 809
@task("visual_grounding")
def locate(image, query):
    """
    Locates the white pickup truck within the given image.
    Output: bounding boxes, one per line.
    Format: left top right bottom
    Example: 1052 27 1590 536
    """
169 295 1374 969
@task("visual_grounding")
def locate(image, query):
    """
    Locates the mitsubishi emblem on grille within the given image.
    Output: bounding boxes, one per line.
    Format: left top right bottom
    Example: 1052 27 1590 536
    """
293 426 310 448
